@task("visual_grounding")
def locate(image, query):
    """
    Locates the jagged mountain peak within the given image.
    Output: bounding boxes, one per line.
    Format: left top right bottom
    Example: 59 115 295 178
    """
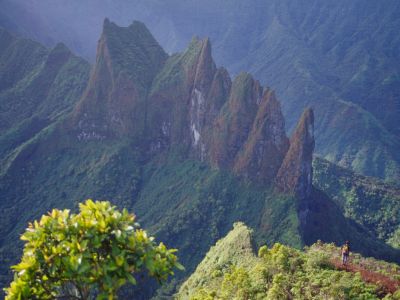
299 108 314 131
99 18 167 80
51 42 69 52
275 107 315 199
72 20 315 192
188 36 210 49
192 36 211 59
150 36 216 93
193 37 215 90
208 71 262 169
102 18 150 35
145 34 218 156
72 19 167 139
45 42 72 65
233 88 290 183
179 36 216 92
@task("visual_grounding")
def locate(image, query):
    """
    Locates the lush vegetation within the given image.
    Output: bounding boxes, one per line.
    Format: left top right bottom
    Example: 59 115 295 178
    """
134 153 302 286
313 157 400 248
1 21 400 300
178 223 400 300
103 19 167 98
0 133 143 289
0 28 89 169
0 122 302 297
0 29 90 292
3 0 400 180
5 200 182 299
0 32 89 137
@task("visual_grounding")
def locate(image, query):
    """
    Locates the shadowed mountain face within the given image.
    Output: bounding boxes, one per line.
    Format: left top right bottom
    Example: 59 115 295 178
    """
313 157 400 248
0 21 399 298
275 108 314 200
71 19 312 189
1 0 399 181
72 19 168 139
0 28 90 171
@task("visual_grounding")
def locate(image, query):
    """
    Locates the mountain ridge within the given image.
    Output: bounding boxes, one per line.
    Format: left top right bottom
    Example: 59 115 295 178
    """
0 21 399 299
70 20 315 192
177 223 400 299
2 0 398 181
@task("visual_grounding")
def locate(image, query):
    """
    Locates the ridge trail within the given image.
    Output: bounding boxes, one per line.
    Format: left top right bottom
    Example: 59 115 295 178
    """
331 259 400 295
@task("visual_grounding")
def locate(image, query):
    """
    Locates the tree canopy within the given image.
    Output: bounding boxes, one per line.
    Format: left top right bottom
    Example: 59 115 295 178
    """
5 199 183 299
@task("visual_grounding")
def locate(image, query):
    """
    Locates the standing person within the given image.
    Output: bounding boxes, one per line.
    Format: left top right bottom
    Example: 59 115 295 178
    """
341 241 350 265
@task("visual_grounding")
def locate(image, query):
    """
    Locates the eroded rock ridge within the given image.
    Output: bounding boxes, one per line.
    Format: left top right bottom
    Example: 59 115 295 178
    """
72 20 315 197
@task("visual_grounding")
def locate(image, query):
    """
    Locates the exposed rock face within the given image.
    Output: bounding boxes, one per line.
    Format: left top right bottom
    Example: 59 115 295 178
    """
69 20 315 196
72 19 167 140
188 38 217 159
146 37 217 154
204 67 232 125
275 108 315 199
209 73 262 168
234 89 290 183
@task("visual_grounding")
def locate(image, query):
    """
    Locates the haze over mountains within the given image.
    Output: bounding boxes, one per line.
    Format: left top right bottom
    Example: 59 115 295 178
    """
1 0 399 181
0 17 399 298
1 2 400 298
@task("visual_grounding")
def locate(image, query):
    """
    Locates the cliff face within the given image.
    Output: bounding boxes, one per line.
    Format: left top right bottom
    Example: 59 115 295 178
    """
233 89 290 183
72 19 167 140
275 108 315 199
3 20 400 298
69 20 315 195
146 37 217 155
2 0 400 181
209 73 262 169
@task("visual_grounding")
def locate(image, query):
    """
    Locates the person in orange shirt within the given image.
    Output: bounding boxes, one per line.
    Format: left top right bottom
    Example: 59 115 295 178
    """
341 240 350 265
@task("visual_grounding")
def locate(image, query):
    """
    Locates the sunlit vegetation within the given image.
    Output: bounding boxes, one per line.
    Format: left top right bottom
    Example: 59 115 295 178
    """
313 157 400 248
5 200 182 300
178 223 400 300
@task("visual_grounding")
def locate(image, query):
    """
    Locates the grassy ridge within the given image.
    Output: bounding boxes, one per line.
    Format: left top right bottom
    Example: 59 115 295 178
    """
178 223 400 300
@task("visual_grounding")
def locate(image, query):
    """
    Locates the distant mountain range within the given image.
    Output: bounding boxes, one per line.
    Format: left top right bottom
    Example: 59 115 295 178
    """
1 0 399 181
0 21 399 298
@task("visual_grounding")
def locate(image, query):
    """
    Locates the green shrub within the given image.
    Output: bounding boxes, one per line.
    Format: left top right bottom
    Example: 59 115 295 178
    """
5 199 183 300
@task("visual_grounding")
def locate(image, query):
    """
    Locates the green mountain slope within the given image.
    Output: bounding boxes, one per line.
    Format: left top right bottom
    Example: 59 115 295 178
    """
177 223 400 299
1 0 399 181
313 157 400 248
0 22 399 299
0 30 90 288
0 28 90 168
148 0 400 181
133 154 302 276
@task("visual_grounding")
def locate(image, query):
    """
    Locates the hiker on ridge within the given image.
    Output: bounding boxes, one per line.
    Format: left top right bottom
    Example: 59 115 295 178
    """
341 240 350 265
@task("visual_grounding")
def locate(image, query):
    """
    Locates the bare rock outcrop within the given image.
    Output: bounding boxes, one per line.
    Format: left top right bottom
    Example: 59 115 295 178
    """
72 19 167 140
275 108 315 199
234 89 290 184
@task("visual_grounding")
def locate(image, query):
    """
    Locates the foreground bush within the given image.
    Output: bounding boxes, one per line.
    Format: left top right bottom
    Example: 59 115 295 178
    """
5 199 183 299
